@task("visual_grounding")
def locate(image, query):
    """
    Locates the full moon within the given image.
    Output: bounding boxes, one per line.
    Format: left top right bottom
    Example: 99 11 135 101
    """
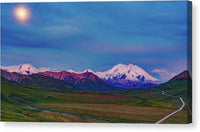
14 5 31 24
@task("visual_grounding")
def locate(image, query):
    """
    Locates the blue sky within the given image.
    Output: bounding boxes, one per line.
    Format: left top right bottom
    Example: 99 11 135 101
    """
1 1 189 81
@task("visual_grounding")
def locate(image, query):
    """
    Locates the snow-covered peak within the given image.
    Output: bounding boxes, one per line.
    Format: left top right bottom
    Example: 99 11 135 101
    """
83 69 95 74
66 69 76 73
65 69 94 74
111 63 127 72
96 63 158 82
1 63 39 75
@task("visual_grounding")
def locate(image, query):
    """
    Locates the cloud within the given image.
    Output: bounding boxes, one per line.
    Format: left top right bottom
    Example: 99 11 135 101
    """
151 69 177 81
38 67 50 72
1 2 188 73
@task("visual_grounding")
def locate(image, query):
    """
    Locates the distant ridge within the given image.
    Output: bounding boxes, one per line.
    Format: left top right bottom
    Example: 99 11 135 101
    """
1 63 161 89
0 70 78 90
39 71 118 91
170 70 191 81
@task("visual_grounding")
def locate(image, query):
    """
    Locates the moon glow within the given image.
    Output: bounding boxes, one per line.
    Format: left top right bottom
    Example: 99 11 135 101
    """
14 5 31 24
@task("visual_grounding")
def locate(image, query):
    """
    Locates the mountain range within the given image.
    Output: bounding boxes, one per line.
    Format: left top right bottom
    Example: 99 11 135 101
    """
39 71 117 91
1 63 161 90
1 69 78 90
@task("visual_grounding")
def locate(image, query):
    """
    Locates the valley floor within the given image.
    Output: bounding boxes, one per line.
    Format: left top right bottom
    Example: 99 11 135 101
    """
1 90 189 123
1 76 191 123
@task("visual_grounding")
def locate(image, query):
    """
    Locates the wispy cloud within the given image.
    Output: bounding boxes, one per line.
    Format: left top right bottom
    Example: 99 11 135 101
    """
151 69 177 81
38 67 50 72
1 2 188 72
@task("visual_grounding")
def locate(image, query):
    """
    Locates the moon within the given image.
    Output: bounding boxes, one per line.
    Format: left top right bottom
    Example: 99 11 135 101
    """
14 5 31 24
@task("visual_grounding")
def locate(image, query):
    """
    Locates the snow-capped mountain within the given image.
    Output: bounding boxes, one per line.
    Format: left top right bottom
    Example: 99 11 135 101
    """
96 63 158 82
1 64 39 75
95 64 159 88
83 69 95 74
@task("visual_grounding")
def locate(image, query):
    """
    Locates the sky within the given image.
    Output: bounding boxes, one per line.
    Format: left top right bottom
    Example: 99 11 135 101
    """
1 1 189 81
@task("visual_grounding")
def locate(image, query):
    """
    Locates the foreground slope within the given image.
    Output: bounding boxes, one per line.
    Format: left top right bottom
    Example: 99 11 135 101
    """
153 70 192 110
1 75 185 123
153 70 192 123
111 70 192 123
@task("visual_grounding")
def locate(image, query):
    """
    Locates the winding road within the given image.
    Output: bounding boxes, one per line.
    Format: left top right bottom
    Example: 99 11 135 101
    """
151 88 185 124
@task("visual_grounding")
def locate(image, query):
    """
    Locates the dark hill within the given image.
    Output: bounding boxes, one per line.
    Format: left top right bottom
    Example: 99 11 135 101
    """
152 70 192 122
170 70 191 81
